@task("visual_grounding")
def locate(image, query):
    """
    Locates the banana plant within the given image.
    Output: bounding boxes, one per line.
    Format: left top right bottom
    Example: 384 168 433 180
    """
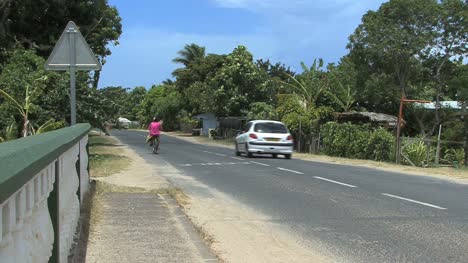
0 122 18 142
279 59 329 111
30 119 64 135
327 71 356 112
0 76 47 137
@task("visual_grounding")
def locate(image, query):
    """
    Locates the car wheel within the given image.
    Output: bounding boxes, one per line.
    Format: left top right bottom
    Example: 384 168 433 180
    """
285 154 292 159
272 154 278 158
235 142 241 156
245 143 253 158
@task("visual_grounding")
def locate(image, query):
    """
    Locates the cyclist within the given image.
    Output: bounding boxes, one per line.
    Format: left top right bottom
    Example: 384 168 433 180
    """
147 117 163 153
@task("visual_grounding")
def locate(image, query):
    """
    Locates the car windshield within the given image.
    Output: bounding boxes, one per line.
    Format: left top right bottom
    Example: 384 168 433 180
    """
254 123 288 133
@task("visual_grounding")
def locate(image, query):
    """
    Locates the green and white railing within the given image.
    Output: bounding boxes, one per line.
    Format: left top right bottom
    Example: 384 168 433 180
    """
0 124 91 263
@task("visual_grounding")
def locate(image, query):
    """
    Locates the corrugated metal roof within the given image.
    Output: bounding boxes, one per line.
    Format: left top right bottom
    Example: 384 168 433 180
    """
415 101 462 110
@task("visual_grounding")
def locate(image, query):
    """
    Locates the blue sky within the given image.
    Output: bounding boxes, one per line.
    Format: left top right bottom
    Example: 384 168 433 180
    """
99 0 387 89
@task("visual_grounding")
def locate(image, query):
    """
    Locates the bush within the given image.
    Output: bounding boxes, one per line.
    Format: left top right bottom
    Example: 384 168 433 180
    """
366 128 394 161
321 122 370 158
402 141 433 167
444 148 465 166
321 122 395 161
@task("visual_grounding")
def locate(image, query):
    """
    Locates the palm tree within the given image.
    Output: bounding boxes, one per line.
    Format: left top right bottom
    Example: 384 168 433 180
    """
172 43 206 77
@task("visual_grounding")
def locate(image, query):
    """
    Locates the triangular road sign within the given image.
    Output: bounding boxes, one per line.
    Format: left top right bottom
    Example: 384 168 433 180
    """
45 21 101 71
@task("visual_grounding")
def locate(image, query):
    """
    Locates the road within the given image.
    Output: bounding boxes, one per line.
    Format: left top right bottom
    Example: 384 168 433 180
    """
113 130 468 263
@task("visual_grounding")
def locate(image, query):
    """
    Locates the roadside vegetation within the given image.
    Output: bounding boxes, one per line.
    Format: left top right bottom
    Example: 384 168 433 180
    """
100 0 467 168
88 134 131 177
0 0 466 169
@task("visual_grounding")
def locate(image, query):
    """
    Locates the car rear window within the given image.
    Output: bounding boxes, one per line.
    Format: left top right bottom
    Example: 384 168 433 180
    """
254 123 288 133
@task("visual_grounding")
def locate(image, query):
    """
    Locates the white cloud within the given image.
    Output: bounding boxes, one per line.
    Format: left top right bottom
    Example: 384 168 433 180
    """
99 28 281 88
99 0 386 88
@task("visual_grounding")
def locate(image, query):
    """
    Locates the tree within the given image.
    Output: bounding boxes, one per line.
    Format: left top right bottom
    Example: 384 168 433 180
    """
423 0 467 134
348 0 438 99
127 86 147 121
0 0 122 88
0 48 51 136
139 85 182 130
172 43 206 79
204 46 270 116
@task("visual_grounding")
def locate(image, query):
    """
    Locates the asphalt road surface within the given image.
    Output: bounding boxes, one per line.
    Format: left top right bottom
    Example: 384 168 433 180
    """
113 130 468 263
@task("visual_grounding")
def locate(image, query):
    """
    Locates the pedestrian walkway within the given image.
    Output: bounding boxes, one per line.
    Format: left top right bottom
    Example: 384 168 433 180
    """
85 190 215 263
80 137 217 263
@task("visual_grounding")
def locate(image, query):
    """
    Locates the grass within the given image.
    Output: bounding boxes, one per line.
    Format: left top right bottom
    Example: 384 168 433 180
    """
88 135 131 177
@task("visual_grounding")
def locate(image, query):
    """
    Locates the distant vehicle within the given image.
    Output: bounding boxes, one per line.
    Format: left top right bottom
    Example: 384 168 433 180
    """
235 120 293 159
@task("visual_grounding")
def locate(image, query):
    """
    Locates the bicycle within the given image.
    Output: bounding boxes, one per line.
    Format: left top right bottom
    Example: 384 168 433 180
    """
149 135 160 154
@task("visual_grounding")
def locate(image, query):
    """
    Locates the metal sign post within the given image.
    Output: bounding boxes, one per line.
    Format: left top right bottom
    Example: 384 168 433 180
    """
45 21 101 125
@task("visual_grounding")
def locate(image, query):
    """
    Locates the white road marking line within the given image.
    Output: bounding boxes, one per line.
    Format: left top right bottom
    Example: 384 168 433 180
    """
200 163 207 166
203 150 213 154
250 161 270 167
277 167 304 174
214 153 227 157
214 163 222 165
313 176 357 188
231 157 243 161
179 164 192 167
381 193 447 210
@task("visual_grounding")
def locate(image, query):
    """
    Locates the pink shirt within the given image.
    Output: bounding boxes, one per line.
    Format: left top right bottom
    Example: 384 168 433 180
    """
148 122 162 136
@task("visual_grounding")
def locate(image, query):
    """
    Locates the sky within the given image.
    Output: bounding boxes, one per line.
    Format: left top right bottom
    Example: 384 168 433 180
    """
98 0 387 89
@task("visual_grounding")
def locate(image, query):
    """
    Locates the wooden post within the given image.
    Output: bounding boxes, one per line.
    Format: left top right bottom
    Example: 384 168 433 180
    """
395 95 404 164
435 124 442 166
298 118 301 153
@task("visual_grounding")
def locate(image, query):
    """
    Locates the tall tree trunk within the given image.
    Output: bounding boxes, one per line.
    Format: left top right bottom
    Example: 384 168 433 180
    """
22 112 28 137
92 70 101 89
430 55 449 136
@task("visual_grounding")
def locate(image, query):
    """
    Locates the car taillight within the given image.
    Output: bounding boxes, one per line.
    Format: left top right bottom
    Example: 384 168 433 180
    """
249 133 258 139
287 135 293 140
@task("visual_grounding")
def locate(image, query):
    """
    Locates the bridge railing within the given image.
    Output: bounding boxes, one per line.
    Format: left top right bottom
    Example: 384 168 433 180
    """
0 123 91 263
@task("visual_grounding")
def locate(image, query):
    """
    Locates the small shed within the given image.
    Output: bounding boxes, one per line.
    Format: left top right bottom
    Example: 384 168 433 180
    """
193 113 218 136
335 112 401 129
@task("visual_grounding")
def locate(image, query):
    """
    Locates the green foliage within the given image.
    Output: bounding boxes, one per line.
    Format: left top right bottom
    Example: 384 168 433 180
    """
366 128 395 161
327 58 357 112
402 141 433 167
200 45 270 116
139 85 182 130
247 102 276 120
444 148 465 166
280 59 329 111
0 122 18 142
0 0 122 69
31 120 65 135
321 122 395 161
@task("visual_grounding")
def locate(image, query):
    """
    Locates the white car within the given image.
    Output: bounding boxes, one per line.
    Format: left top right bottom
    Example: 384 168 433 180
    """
235 120 294 159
